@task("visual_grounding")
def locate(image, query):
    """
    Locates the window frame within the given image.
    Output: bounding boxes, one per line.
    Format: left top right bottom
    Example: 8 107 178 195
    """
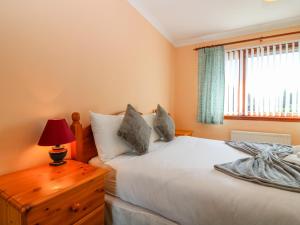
224 44 300 122
224 115 300 122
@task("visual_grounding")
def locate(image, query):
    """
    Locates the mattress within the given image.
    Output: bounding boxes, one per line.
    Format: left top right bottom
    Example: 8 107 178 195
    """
89 156 117 196
89 141 171 197
90 136 300 225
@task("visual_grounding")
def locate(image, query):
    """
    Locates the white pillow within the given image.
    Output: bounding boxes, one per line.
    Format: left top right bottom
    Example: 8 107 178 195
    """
142 114 160 145
90 112 130 161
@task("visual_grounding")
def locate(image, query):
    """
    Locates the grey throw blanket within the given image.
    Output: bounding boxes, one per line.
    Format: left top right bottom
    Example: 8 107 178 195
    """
215 141 300 192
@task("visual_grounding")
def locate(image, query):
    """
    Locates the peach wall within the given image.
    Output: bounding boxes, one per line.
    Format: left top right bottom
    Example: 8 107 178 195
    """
174 26 300 144
1 1 299 176
0 0 175 175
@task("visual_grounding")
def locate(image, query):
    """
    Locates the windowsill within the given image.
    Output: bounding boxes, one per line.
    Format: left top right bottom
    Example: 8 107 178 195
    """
224 115 300 122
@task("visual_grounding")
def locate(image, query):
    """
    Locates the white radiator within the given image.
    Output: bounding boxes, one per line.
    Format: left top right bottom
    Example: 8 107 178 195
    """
231 130 291 145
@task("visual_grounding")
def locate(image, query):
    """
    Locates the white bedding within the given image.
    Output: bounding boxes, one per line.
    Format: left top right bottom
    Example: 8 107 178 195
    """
104 136 300 225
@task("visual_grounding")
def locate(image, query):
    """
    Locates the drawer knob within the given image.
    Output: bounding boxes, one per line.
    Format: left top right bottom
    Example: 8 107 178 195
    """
70 202 81 212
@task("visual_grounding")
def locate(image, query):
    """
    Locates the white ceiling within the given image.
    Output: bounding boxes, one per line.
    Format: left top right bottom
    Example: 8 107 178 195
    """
128 0 300 47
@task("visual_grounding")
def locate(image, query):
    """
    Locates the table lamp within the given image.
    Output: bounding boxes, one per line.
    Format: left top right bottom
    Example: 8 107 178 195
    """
38 119 75 166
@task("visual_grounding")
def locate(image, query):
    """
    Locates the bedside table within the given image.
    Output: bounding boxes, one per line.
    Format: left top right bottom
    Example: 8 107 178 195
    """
0 160 108 225
175 129 193 136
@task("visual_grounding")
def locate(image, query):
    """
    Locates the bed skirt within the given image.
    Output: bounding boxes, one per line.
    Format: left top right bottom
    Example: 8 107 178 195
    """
105 194 178 225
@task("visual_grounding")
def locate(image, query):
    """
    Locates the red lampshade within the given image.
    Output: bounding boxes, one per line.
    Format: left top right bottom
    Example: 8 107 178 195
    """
38 119 75 146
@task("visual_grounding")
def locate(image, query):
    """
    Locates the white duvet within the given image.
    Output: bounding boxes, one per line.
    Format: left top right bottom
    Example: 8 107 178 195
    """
106 136 300 225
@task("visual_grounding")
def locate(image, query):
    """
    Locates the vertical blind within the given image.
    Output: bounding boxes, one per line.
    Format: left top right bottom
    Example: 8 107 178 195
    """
224 40 300 117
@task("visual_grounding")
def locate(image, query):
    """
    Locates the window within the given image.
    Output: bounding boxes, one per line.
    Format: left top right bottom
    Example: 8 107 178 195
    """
224 40 300 121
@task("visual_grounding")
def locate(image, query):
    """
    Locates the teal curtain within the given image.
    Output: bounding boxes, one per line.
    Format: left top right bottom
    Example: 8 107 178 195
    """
197 46 225 124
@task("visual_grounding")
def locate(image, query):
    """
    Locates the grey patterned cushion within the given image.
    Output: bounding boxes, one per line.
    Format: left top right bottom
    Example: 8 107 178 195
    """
118 104 151 155
154 104 175 142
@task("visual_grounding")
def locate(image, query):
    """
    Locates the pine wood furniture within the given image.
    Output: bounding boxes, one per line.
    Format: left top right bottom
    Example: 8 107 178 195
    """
175 129 193 137
0 160 108 225
70 112 98 163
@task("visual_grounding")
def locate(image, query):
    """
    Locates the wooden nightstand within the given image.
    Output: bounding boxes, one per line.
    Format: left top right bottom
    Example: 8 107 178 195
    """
175 129 193 136
0 160 108 225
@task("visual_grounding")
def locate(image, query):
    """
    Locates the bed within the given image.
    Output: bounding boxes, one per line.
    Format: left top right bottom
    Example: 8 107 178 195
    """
70 112 300 225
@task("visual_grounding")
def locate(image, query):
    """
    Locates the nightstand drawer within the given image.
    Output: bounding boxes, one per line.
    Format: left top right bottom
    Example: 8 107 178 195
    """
74 205 104 225
26 176 105 225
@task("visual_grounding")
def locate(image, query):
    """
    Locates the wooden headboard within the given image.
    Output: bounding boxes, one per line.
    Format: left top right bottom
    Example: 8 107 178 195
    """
70 112 97 163
70 110 145 163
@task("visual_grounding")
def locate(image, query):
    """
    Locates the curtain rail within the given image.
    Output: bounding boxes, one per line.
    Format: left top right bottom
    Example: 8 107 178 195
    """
193 31 300 51
226 40 299 52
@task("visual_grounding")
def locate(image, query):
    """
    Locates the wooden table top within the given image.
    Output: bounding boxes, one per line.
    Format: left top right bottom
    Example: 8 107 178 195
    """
0 160 108 212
